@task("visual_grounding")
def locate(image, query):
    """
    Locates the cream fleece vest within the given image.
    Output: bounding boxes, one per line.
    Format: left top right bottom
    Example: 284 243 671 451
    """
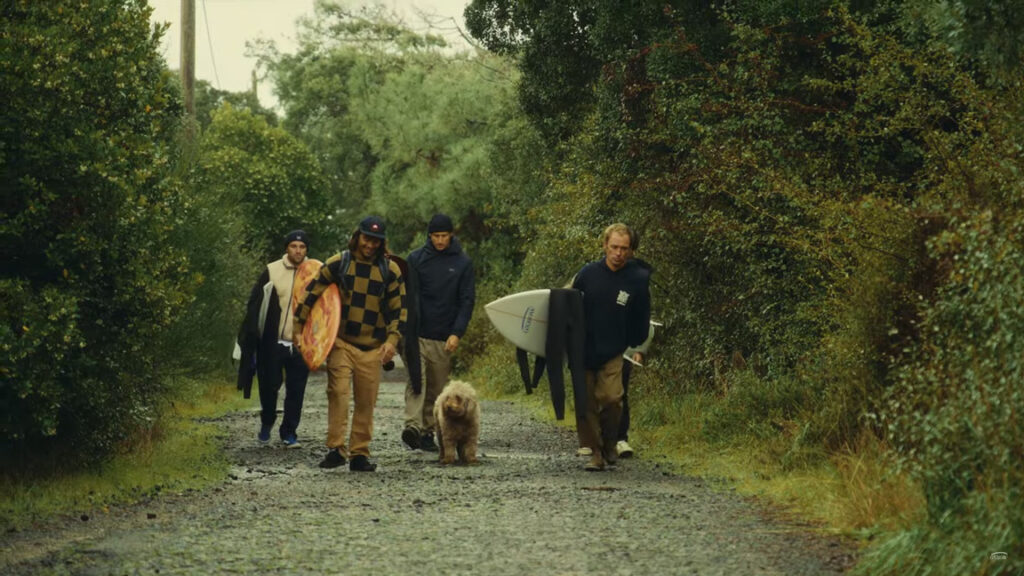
268 255 304 342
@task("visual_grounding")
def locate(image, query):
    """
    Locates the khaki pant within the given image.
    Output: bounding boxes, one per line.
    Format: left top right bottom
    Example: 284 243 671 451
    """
579 356 624 462
325 340 382 458
403 338 451 434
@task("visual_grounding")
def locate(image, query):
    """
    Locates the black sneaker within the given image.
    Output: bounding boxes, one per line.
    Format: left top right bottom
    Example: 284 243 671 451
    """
420 433 439 452
318 449 346 469
349 454 377 472
401 426 420 450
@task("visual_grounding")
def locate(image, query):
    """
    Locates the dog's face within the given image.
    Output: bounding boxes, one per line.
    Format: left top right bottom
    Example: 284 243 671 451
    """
441 393 469 420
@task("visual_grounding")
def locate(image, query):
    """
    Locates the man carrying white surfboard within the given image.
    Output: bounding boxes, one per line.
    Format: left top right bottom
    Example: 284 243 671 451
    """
236 230 317 449
294 216 407 472
572 223 651 471
400 213 476 452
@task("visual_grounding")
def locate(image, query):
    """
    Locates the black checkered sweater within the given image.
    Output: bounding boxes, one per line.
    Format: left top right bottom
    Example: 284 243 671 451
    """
294 252 407 350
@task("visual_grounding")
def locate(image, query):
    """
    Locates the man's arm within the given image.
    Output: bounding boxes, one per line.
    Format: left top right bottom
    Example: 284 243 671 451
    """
571 265 587 291
382 260 407 350
626 276 652 349
451 259 475 338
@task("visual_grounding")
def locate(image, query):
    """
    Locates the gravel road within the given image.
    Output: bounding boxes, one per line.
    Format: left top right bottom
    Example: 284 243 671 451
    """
1 367 855 575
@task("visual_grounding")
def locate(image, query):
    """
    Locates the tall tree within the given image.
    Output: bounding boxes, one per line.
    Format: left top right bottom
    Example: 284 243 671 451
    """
258 0 545 257
196 105 337 260
256 1 450 221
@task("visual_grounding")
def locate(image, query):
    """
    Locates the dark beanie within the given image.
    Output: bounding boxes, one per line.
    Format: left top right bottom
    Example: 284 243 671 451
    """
427 213 454 234
284 229 309 247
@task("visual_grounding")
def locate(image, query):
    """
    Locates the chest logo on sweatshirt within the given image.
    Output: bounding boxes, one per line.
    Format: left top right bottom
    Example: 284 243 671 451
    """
617 291 630 306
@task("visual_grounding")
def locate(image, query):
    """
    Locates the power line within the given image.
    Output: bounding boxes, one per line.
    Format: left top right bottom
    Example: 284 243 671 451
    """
201 0 221 89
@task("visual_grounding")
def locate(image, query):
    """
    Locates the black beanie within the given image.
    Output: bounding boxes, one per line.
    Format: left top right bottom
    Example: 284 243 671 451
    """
427 214 454 234
284 229 309 248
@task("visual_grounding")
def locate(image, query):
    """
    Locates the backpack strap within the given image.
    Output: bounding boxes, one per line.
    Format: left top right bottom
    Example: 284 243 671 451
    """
338 250 353 291
378 255 395 324
378 256 391 297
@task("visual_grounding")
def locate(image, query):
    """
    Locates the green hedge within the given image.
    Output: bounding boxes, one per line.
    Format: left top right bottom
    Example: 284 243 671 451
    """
1 0 190 461
493 5 1023 572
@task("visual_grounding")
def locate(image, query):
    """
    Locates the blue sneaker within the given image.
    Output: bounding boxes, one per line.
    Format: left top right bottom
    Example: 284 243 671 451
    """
282 434 301 449
258 424 271 443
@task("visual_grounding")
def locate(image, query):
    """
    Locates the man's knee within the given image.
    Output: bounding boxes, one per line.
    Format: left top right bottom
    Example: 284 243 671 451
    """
594 389 623 407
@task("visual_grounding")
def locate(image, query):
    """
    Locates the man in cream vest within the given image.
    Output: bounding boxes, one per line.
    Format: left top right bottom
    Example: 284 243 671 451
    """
237 230 317 448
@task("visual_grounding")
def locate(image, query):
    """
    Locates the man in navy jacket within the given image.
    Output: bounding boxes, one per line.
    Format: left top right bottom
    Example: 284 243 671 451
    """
572 223 651 471
401 214 476 451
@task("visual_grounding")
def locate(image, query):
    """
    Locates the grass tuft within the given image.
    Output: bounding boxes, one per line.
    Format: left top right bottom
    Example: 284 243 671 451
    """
0 376 244 531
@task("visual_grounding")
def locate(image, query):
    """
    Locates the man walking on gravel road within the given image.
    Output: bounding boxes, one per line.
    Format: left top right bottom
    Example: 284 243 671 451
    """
294 216 406 472
236 229 316 449
572 223 651 472
400 213 475 453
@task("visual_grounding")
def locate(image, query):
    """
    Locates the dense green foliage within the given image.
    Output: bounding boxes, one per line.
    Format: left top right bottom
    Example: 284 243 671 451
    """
1 0 190 458
258 1 546 269
191 78 278 131
195 105 337 260
3 0 1021 572
0 0 338 466
466 0 1023 573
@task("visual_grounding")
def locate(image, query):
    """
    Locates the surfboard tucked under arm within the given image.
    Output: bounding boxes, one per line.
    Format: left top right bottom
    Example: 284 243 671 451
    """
298 259 341 371
484 289 551 357
486 289 660 416
485 289 585 420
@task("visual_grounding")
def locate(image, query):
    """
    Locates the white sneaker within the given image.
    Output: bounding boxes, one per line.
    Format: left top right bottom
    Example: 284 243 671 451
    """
616 440 634 458
576 446 593 456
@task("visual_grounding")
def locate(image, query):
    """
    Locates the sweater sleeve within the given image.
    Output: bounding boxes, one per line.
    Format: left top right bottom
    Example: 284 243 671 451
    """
626 270 652 349
384 260 407 348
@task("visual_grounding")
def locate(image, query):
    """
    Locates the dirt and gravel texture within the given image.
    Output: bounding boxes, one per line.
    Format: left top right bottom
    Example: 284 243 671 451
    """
1 367 856 575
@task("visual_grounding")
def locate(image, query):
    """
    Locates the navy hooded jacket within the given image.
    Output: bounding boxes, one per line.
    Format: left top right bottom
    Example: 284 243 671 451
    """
406 235 475 342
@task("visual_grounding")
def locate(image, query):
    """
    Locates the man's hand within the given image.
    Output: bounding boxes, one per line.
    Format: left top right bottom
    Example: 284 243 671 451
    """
445 335 460 353
380 341 397 366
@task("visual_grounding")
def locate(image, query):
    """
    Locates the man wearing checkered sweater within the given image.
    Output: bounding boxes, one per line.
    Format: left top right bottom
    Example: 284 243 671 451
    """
294 216 407 472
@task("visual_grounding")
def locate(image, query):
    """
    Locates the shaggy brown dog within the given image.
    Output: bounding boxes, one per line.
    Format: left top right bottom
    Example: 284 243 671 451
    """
433 381 480 465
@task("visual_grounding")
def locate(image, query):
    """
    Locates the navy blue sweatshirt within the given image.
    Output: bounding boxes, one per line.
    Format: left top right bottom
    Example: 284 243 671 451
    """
407 236 475 341
572 258 651 370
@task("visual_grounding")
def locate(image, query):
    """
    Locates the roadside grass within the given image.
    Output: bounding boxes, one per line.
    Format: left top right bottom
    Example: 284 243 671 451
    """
467 359 925 546
0 376 246 531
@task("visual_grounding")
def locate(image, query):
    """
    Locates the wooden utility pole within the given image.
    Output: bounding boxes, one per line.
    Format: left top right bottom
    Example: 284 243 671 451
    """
181 0 195 116
251 69 259 106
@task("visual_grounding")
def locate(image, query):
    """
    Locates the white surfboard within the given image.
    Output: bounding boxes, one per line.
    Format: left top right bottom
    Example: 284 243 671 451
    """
484 289 551 357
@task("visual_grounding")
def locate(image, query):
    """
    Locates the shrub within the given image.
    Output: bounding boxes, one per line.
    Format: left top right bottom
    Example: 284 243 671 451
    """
1 0 190 462
870 211 1024 573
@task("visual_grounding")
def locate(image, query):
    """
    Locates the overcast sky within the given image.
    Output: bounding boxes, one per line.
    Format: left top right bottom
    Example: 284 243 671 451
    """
149 0 472 109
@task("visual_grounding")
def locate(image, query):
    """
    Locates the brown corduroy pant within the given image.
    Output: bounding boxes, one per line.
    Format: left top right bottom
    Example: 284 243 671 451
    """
579 356 625 463
325 340 382 458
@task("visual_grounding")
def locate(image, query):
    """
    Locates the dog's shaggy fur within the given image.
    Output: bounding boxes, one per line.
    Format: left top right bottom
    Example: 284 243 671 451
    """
433 380 481 465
